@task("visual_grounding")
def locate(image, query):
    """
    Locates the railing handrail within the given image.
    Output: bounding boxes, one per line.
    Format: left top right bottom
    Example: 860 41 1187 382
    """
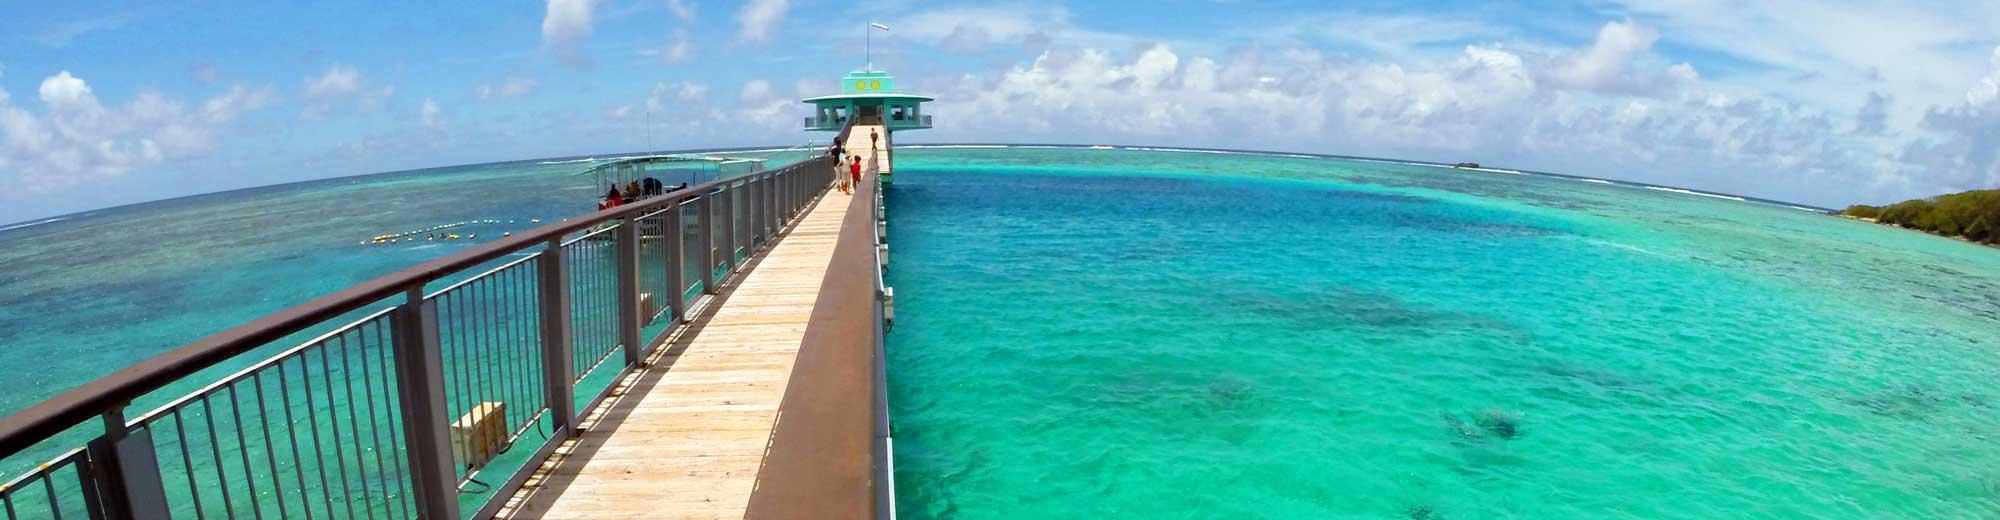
0 157 830 461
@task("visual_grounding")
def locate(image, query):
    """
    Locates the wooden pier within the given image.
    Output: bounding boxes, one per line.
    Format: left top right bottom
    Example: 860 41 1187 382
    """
497 126 892 519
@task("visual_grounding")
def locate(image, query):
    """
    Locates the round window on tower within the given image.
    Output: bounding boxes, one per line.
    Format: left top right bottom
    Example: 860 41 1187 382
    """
871 80 882 90
856 80 868 91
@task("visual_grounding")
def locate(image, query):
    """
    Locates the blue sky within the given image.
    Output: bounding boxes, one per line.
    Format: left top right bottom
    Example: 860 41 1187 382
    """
3 0 1999 222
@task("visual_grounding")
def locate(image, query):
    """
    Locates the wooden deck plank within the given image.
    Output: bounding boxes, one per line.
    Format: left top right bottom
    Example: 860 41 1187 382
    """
495 155 869 519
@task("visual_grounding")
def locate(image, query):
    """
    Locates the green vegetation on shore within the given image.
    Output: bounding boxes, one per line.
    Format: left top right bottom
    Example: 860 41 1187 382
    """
1841 189 2000 244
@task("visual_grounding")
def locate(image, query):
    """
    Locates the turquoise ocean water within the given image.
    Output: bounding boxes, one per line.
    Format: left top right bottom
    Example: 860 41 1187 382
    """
0 146 1995 518
882 147 2000 519
0 149 812 517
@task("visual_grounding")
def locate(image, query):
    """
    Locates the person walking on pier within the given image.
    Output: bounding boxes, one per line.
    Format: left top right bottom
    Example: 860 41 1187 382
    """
848 154 863 195
870 129 880 151
832 154 849 194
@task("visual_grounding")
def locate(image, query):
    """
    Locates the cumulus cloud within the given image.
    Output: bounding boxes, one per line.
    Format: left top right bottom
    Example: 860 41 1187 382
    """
300 64 388 118
202 85 277 123
608 80 713 121
543 0 598 67
303 65 362 99
1893 47 2000 197
419 98 444 130
0 70 272 196
475 76 539 99
1550 20 1696 96
736 0 788 43
927 39 1903 204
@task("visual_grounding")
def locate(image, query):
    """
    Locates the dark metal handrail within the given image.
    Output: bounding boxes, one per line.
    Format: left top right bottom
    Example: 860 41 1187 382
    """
0 155 837 518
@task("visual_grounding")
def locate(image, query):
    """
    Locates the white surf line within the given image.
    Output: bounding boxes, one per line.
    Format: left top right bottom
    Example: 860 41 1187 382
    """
1460 167 1525 175
1575 178 1615 185
1644 186 1746 202
1088 145 1116 150
1120 146 1331 160
537 157 599 164
1122 147 1256 155
0 217 64 232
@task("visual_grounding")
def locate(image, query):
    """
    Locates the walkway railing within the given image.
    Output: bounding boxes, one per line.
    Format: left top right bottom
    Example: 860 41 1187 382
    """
0 155 836 519
869 162 897 520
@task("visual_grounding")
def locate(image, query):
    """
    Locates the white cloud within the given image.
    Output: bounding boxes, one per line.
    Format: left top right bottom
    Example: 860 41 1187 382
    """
0 71 272 196
1555 20 1658 91
1893 46 2000 197
927 39 1913 205
300 64 387 118
201 85 276 123
304 65 362 99
419 98 444 130
891 5 1138 53
736 0 789 43
1246 11 1514 60
612 80 713 120
475 76 539 99
1604 0 2000 128
39 71 97 109
667 0 696 22
544 0 598 67
31 13 137 48
1970 48 2000 106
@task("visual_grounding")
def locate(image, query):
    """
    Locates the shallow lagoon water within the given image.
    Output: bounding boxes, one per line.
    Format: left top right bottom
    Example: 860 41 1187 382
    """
882 148 2000 518
0 146 1995 518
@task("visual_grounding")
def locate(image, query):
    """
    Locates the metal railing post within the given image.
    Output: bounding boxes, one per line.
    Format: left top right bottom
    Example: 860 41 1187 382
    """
391 286 463 520
665 203 688 323
720 185 737 273
764 172 776 239
701 193 718 295
746 177 759 248
81 407 170 519
615 218 643 366
537 239 577 433
766 172 778 236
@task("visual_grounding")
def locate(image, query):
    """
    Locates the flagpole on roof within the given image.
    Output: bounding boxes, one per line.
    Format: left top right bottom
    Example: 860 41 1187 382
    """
867 22 890 72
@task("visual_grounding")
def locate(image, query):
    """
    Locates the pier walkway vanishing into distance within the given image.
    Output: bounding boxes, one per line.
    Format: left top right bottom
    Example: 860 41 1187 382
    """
0 123 900 519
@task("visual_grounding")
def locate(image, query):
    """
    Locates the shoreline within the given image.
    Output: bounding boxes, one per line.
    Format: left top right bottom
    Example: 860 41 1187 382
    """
1836 214 2000 251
